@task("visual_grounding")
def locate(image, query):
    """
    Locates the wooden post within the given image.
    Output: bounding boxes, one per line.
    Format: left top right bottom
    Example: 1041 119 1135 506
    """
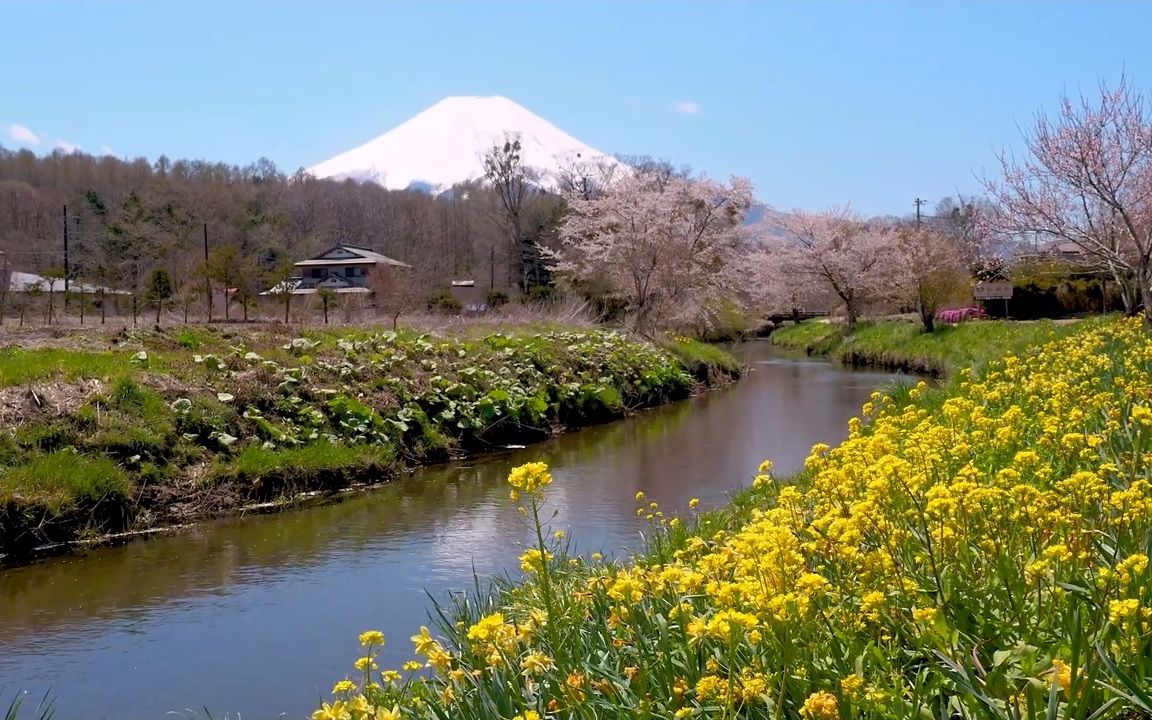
63 204 70 311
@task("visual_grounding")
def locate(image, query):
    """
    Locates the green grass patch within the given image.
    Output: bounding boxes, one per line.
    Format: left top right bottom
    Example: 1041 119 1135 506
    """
769 320 844 355
661 337 742 383
772 318 1086 376
0 348 124 387
1 450 129 513
210 442 398 500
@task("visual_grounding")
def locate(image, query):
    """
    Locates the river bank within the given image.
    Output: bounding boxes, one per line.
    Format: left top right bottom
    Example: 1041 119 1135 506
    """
769 317 1075 376
1 343 893 720
0 325 739 562
317 316 1151 720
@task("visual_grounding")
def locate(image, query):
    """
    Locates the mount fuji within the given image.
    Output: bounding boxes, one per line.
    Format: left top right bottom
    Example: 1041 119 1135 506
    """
307 96 626 193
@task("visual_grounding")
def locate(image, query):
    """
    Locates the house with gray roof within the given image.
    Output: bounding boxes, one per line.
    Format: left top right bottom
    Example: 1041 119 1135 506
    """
266 244 411 295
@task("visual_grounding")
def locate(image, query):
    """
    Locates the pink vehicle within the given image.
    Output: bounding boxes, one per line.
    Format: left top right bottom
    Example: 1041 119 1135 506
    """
935 306 988 324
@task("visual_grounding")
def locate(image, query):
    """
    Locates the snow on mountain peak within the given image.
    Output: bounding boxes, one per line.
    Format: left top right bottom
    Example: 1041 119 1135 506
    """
307 96 625 192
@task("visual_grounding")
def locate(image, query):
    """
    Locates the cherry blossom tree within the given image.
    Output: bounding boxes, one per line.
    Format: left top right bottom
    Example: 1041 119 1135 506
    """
748 244 831 323
553 173 754 335
760 208 896 327
888 224 970 332
983 77 1152 324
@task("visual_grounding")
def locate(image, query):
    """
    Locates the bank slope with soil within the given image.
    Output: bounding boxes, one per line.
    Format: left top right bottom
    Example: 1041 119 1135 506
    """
0 326 739 559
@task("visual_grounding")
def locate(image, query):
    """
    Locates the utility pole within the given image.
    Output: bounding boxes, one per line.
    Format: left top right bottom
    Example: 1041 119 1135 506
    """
1 251 8 325
913 198 927 229
203 222 212 323
63 204 70 308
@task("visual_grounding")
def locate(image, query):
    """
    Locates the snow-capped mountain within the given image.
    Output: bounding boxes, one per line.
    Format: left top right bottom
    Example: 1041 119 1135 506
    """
307 96 626 193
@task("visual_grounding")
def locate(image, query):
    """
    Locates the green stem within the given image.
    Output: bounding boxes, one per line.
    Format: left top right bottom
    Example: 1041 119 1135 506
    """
530 496 560 655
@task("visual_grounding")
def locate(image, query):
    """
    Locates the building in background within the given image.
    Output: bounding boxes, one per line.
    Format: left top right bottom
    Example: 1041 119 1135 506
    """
269 244 411 295
449 280 487 313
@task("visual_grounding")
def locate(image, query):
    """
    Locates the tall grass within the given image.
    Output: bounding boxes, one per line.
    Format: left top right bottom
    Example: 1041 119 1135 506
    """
0 451 129 512
3 690 54 720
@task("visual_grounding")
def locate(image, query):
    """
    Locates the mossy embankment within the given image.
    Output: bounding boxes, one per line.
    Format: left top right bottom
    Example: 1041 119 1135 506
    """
769 318 1080 376
0 326 739 560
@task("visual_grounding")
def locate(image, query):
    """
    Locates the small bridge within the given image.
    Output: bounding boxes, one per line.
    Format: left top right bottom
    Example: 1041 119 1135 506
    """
765 310 831 325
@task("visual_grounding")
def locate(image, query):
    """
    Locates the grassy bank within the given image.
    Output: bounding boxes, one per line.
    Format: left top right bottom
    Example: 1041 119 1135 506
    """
0 326 738 560
770 318 1077 376
320 317 1152 720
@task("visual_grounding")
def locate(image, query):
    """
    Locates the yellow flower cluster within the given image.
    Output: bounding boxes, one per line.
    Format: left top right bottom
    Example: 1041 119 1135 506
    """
322 319 1152 719
318 630 407 720
507 461 552 502
464 612 522 667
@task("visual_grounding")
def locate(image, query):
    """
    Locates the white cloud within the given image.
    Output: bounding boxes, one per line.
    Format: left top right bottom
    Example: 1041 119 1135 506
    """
99 145 117 157
55 140 80 153
7 123 40 145
673 100 701 116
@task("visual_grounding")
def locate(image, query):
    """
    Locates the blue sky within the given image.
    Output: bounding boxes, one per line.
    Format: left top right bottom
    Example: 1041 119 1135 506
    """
2 2 1150 215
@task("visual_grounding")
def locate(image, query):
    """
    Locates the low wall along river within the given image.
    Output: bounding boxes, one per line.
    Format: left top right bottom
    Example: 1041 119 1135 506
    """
0 343 905 720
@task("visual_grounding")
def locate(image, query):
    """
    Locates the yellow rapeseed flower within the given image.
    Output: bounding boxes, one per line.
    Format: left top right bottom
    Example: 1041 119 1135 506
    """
521 651 554 675
313 700 352 720
358 630 385 648
800 690 838 719
519 548 553 574
1049 659 1073 697
466 613 506 642
410 626 438 656
373 705 403 720
507 462 552 495
841 673 865 698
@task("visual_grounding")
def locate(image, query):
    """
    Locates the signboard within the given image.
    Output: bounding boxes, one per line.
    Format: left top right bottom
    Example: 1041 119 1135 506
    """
973 282 1014 301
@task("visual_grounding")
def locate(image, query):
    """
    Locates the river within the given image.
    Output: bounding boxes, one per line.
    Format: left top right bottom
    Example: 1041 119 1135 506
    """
0 343 905 719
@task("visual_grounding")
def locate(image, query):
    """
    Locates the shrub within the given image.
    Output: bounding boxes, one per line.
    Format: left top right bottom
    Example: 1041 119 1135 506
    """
426 290 462 314
522 285 553 305
487 289 510 308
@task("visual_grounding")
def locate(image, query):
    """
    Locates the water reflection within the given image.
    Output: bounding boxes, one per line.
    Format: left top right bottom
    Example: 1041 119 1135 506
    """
0 343 904 720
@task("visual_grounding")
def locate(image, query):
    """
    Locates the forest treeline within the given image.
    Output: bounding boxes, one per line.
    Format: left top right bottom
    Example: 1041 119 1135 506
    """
0 144 562 302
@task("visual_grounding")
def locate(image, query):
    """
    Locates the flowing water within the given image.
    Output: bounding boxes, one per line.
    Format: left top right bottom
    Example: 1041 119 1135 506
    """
0 343 907 719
